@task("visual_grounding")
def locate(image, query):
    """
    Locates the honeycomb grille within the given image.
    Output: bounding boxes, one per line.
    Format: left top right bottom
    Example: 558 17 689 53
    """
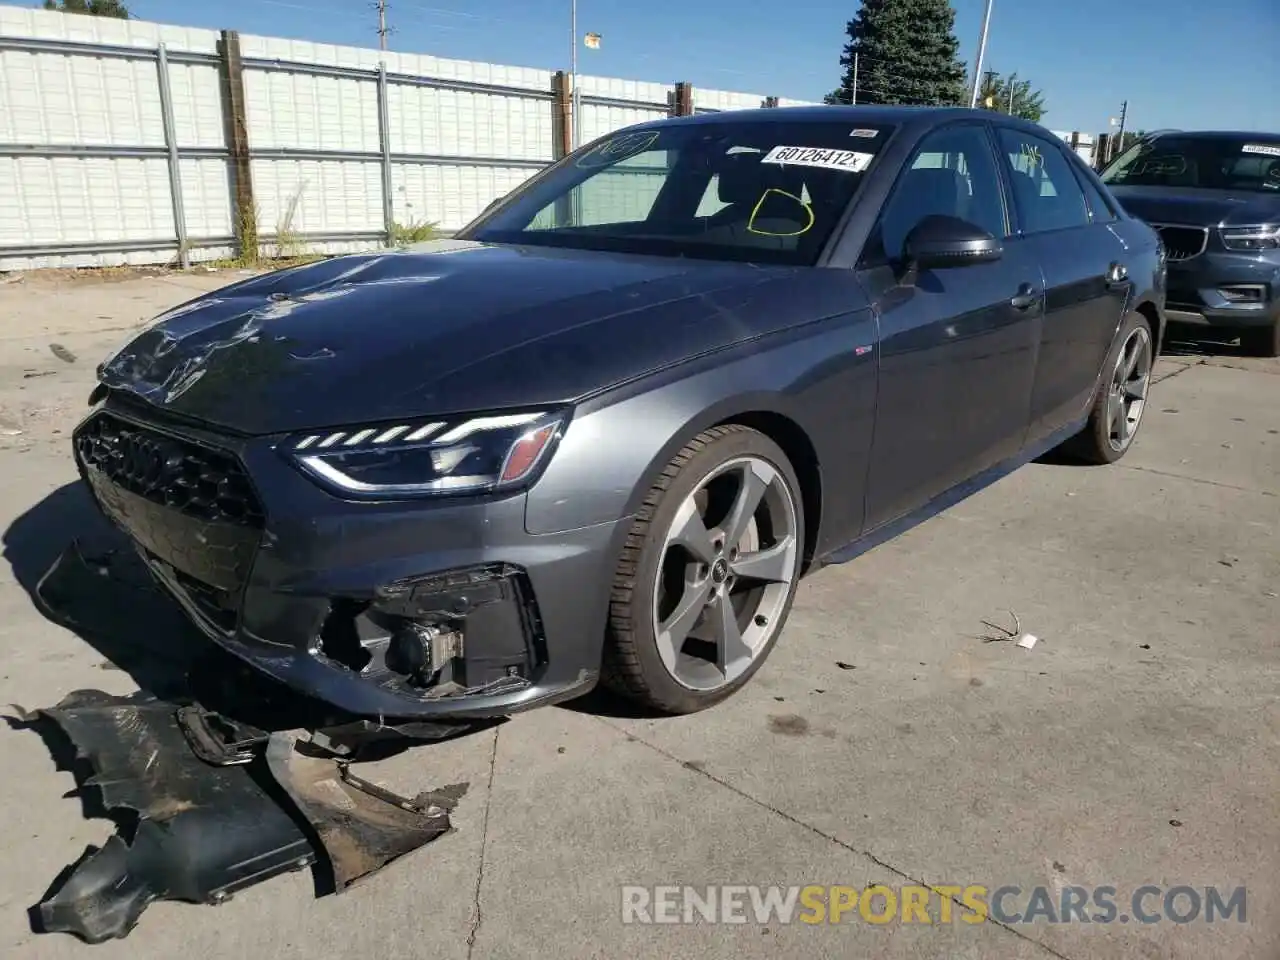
74 413 264 529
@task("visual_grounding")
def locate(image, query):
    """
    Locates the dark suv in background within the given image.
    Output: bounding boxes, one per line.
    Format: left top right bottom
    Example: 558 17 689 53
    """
1101 131 1280 357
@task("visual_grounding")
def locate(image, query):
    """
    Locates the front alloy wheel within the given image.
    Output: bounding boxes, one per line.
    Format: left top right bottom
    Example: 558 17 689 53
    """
652 456 800 691
604 425 805 714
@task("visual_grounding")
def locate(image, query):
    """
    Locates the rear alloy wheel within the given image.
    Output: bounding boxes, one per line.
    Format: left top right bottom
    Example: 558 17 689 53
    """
1064 313 1154 464
1239 323 1280 359
604 425 804 714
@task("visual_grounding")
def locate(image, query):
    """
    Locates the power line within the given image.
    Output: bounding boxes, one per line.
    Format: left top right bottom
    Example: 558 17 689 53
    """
365 0 515 51
844 82 947 106
393 1 503 21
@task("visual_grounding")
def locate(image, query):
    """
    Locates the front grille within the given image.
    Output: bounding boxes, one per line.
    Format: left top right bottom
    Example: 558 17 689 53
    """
74 413 264 529
1151 223 1209 262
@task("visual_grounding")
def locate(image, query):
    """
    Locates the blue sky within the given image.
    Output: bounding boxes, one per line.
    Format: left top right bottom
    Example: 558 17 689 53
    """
116 0 1280 134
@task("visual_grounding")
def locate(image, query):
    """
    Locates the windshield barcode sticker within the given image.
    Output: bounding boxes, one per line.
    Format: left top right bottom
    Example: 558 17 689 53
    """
1242 143 1280 157
761 146 875 172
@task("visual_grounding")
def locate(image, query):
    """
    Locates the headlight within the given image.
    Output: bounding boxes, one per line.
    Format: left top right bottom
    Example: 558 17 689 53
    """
1221 224 1280 252
285 410 567 498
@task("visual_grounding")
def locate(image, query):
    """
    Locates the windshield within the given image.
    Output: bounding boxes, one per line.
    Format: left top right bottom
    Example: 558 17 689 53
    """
461 119 895 265
1101 135 1280 194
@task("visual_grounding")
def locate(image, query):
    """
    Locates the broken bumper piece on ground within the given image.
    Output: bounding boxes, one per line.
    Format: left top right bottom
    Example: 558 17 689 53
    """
26 689 465 944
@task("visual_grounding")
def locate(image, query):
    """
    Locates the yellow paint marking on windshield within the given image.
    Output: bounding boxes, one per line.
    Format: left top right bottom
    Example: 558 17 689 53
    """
746 189 814 237
575 130 661 169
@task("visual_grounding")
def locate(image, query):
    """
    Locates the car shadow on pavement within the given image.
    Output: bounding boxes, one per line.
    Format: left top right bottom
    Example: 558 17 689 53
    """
3 481 218 698
559 686 669 719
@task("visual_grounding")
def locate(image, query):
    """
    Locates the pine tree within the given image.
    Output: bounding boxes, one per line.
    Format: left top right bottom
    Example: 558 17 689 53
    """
825 0 968 108
43 0 131 18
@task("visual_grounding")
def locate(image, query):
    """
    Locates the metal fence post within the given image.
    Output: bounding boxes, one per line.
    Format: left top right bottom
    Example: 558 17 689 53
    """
156 43 190 268
377 62 395 247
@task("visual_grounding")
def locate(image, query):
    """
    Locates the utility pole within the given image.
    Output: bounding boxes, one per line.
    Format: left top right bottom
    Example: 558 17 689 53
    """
570 0 579 149
1105 100 1128 163
1007 71 1016 115
851 51 859 105
376 0 389 51
968 0 994 107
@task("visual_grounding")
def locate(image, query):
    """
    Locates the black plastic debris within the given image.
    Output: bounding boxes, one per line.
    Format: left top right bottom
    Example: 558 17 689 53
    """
24 690 466 944
30 690 313 943
19 541 474 943
177 702 267 765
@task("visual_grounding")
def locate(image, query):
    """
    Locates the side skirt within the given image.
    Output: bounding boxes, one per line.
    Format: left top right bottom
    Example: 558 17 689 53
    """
818 415 1089 568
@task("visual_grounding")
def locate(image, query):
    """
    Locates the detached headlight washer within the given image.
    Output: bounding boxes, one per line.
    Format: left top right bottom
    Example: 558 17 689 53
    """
283 409 569 499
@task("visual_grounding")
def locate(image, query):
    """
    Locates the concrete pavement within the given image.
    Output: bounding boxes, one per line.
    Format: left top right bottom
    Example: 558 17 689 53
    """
0 271 1276 960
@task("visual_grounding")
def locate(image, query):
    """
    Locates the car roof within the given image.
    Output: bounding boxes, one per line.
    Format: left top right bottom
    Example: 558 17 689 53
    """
636 104 1054 137
1151 130 1280 141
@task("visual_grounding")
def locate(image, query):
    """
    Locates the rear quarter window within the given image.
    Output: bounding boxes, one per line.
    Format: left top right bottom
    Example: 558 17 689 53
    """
1073 167 1118 223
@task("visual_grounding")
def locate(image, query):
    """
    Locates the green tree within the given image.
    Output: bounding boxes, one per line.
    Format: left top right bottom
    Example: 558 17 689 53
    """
42 0 131 17
976 71 1047 124
825 0 968 107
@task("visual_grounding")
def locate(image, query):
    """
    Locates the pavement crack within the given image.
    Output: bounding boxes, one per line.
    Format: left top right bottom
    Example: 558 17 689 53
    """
1118 463 1275 497
600 718 1073 960
1152 357 1206 384
465 725 500 959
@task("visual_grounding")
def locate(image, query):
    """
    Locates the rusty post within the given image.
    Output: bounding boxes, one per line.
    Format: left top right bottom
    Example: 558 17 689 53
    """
217 30 257 262
673 82 693 117
552 71 572 159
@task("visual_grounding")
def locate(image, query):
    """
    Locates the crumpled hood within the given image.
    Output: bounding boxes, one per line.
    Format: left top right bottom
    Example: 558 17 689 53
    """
98 240 803 435
1108 185 1280 228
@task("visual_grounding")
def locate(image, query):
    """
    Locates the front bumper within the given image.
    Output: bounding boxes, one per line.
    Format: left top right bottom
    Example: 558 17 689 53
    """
71 399 625 720
1163 249 1280 329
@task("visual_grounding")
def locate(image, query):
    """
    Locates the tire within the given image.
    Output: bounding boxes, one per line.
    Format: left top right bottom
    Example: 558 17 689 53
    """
602 424 805 714
1062 312 1155 465
1240 323 1280 359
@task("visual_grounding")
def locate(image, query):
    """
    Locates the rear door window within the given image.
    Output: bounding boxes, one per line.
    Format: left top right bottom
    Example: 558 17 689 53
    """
996 128 1091 235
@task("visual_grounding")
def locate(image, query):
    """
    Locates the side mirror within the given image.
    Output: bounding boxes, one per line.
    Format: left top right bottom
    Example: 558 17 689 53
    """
903 214 1003 270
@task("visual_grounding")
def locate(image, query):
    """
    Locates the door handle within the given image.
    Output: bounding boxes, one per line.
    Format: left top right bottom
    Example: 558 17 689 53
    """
1010 282 1040 310
1105 261 1129 287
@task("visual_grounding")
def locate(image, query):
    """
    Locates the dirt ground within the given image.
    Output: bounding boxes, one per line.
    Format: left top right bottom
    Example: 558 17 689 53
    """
0 268 1277 960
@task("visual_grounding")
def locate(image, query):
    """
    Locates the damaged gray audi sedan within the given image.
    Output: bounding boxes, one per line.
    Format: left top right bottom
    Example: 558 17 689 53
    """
75 106 1166 719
